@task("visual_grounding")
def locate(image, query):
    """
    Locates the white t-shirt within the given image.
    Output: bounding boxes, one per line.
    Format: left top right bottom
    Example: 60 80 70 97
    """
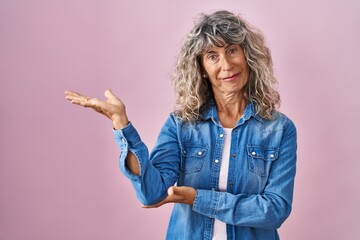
212 128 232 239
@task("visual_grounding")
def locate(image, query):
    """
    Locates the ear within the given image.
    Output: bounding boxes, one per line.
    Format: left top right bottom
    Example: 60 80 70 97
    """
197 57 208 78
200 67 208 79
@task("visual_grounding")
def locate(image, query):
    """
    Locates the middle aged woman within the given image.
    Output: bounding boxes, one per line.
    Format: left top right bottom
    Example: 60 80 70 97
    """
65 10 297 240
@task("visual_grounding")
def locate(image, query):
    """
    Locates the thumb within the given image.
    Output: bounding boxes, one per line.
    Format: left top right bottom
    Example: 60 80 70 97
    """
167 186 176 196
104 88 117 100
168 186 186 196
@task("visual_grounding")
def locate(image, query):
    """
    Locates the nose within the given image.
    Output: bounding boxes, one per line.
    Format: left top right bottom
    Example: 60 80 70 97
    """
220 56 233 71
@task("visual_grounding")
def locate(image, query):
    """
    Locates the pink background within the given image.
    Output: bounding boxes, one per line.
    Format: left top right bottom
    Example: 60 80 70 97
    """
1 0 359 239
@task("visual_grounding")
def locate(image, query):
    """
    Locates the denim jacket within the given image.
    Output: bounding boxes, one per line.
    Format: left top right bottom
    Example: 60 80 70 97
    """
113 100 297 240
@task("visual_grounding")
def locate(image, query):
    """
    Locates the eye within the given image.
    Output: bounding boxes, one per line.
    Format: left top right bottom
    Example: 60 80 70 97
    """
206 54 219 63
228 46 239 55
208 54 217 61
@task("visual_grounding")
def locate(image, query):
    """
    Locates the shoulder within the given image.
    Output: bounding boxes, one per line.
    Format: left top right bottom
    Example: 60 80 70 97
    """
169 112 198 125
163 112 193 130
272 111 296 128
253 110 296 134
169 112 182 124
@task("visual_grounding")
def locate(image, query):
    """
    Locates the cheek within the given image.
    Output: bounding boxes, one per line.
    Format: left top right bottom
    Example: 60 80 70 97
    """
208 76 218 87
206 65 220 78
241 63 250 77
245 65 250 76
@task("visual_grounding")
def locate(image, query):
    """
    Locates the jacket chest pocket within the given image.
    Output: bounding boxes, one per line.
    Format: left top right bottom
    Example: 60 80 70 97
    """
247 145 279 177
180 144 208 174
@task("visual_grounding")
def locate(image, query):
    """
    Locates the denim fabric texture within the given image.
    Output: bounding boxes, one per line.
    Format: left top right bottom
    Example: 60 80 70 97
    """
113 100 297 240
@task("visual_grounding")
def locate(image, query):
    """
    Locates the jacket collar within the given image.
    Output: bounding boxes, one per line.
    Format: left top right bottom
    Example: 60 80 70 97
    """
199 98 263 126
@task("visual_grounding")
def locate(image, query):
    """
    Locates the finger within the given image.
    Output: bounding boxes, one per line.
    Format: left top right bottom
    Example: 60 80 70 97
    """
68 97 110 120
141 202 163 208
65 94 82 101
64 90 83 97
169 186 196 205
104 89 116 99
144 187 178 208
65 93 93 106
65 95 91 107
87 98 109 114
65 90 94 102
141 197 171 209
169 186 187 196
142 186 196 209
65 95 90 105
104 89 123 103
69 98 92 108
142 187 184 209
167 186 175 196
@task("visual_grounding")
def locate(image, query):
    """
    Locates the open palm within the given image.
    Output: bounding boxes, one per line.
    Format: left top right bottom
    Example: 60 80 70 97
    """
65 89 129 129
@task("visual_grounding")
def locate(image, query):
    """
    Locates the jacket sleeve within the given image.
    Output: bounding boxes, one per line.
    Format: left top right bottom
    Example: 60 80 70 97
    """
192 118 297 229
113 114 180 206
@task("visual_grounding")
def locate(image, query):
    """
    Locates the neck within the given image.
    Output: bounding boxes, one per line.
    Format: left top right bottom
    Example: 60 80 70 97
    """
214 91 248 128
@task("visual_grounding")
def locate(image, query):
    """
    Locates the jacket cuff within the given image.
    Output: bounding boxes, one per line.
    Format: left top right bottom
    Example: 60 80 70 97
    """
192 189 220 218
112 122 142 148
112 122 143 181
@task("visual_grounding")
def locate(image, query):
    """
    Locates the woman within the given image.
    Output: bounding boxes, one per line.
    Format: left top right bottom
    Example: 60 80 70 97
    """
65 10 297 240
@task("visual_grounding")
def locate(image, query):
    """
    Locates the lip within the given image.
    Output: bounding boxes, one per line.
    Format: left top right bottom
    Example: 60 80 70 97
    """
221 73 240 82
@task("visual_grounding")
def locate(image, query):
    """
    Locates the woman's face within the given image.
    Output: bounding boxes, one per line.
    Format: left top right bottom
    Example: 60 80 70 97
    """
201 44 249 96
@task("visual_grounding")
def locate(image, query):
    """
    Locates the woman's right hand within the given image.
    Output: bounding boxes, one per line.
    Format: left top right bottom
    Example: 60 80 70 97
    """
65 89 129 130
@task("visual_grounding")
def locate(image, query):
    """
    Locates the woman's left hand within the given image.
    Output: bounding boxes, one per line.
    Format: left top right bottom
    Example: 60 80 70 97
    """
142 186 196 208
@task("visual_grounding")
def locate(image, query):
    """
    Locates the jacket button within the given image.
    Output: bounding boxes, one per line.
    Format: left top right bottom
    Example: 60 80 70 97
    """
251 151 256 156
214 159 219 164
197 151 203 156
121 137 126 142
219 134 224 138
270 154 274 158
232 153 236 158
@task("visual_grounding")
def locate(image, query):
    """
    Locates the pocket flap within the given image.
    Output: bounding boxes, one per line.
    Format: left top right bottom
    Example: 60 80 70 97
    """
181 145 208 158
247 145 279 161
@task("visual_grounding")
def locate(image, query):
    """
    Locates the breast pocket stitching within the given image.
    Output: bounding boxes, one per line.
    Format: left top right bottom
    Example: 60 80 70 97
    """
180 144 208 174
247 145 279 177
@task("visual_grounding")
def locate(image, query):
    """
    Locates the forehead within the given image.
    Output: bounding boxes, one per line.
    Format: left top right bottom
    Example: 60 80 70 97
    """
201 42 240 54
201 38 227 53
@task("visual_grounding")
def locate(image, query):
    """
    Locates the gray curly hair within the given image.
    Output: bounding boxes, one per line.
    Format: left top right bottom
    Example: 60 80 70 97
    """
173 10 280 121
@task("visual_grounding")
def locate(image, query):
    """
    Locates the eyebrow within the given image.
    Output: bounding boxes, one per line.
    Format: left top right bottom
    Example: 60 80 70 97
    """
204 44 233 54
204 50 217 54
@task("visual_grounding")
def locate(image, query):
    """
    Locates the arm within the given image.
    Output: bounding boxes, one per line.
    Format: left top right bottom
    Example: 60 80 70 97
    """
65 89 181 205
192 119 297 229
65 89 140 175
113 114 181 205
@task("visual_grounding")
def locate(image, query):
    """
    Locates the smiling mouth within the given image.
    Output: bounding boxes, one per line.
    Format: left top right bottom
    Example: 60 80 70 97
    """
222 73 240 81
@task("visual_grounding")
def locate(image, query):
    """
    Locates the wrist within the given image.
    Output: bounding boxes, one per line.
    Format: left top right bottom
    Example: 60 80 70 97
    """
112 114 129 130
